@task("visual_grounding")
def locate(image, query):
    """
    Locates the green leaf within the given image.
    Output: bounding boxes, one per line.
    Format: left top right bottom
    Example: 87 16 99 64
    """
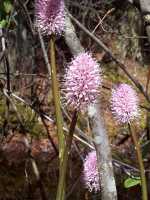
3 0 12 14
124 177 141 188
0 19 7 28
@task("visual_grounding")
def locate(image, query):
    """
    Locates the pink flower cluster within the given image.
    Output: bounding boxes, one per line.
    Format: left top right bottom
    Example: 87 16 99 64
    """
35 0 65 35
83 151 100 192
64 52 101 110
111 83 139 123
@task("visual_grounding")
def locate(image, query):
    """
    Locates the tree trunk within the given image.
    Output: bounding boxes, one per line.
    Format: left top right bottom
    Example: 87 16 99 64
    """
88 104 117 200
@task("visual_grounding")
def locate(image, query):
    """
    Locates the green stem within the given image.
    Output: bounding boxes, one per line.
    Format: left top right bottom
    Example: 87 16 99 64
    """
49 35 65 196
128 123 148 200
56 110 78 200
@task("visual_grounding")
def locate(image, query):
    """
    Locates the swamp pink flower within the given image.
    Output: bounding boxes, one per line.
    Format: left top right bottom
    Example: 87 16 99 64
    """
35 0 65 35
64 52 101 110
111 83 139 123
83 151 100 192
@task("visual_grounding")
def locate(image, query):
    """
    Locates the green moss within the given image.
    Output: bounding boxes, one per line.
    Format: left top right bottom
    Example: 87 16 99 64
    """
16 104 45 138
0 97 46 138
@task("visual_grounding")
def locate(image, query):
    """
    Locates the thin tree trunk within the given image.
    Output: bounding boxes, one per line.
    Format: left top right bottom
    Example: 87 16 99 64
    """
64 13 84 55
88 104 117 200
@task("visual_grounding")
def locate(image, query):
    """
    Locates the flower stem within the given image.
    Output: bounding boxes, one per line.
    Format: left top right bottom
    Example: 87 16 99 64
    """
128 123 148 200
56 110 78 200
49 35 65 196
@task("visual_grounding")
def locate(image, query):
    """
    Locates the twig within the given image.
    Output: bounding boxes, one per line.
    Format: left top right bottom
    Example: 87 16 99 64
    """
40 117 58 156
30 158 47 200
38 29 51 75
0 29 11 134
16 0 34 37
92 8 115 34
1 31 11 95
66 174 81 199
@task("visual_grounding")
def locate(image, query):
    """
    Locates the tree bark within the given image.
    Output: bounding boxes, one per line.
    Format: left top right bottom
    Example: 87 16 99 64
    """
88 104 117 200
64 13 84 55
